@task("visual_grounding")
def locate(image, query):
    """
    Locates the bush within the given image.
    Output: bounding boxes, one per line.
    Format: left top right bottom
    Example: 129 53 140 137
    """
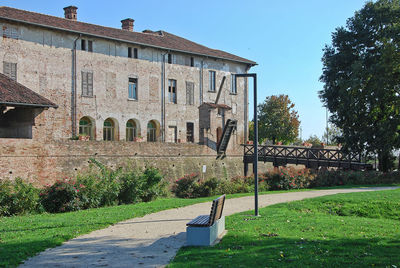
139 167 168 202
196 177 220 197
264 168 314 190
118 167 167 204
88 158 121 207
172 173 201 198
0 178 39 216
76 174 102 209
40 178 83 213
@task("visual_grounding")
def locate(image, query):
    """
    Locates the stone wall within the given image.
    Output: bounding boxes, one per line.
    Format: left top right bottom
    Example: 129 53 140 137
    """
0 139 273 186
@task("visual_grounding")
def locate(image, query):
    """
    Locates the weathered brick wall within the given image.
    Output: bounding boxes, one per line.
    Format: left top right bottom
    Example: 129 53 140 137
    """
0 139 272 186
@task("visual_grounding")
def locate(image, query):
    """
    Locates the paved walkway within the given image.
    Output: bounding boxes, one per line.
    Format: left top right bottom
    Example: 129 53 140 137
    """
20 187 398 267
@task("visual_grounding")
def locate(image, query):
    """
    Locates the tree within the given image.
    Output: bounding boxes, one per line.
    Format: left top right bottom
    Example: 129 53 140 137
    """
319 0 400 171
257 94 300 144
322 123 342 146
304 135 323 147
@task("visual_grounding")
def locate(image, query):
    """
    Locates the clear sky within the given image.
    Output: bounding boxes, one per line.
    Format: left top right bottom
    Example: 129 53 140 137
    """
2 0 368 139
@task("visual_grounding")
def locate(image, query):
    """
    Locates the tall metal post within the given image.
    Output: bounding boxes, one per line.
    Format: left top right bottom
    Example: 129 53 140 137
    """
235 73 259 216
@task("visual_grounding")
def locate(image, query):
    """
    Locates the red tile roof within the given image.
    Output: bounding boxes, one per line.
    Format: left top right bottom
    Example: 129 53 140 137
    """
201 102 232 110
0 73 57 108
0 6 256 65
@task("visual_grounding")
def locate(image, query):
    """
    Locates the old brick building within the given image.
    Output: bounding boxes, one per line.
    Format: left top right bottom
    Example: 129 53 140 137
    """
0 6 258 184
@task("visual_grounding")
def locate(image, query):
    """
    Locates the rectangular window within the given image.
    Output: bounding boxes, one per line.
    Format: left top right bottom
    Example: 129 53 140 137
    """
217 108 224 117
128 47 132 58
82 71 93 96
167 53 172 64
231 74 237 94
128 78 138 100
168 79 177 104
3 62 17 81
81 39 86 51
88 40 93 52
186 81 194 105
187 122 194 143
3 26 18 39
134 48 138 59
190 57 194 67
209 71 216 92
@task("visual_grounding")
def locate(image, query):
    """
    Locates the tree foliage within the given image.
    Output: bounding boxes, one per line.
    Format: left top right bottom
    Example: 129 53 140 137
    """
304 135 323 147
257 94 300 144
319 0 400 171
322 123 342 146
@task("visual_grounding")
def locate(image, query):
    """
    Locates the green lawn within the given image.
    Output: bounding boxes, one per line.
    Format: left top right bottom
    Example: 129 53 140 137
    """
0 190 308 267
170 189 400 268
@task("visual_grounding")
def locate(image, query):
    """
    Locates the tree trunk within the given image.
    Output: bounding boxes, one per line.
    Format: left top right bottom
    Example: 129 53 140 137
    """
378 150 393 172
398 151 400 171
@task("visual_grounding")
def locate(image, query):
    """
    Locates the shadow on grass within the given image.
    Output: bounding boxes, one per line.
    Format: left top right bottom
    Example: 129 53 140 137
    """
171 235 400 267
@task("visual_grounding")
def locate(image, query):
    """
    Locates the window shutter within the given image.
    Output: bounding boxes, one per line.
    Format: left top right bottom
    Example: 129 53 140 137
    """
186 81 194 105
87 72 93 96
10 63 16 81
3 62 16 81
3 62 11 77
82 71 88 95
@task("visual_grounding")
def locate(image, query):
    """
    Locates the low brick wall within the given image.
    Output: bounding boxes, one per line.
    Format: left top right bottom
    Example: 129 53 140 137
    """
0 139 273 186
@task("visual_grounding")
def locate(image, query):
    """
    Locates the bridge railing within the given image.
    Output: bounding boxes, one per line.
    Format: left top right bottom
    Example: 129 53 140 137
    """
243 144 363 163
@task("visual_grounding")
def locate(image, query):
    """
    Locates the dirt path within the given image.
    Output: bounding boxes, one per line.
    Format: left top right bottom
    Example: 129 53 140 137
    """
19 187 398 268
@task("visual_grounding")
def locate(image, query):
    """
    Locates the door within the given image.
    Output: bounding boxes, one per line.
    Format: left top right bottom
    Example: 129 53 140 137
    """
168 126 177 143
216 127 222 145
186 122 194 143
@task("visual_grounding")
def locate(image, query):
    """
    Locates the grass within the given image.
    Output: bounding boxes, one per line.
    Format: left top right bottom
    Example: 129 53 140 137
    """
169 189 400 268
0 189 312 267
1 186 398 267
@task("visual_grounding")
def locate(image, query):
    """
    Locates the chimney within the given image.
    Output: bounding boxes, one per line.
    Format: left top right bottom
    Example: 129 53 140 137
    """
121 18 134 32
64 6 78 20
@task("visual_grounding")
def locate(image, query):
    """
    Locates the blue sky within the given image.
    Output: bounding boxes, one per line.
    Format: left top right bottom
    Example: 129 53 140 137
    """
2 0 368 139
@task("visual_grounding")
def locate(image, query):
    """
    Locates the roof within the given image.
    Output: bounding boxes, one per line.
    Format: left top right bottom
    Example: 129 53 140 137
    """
0 6 257 66
200 102 232 110
0 73 57 108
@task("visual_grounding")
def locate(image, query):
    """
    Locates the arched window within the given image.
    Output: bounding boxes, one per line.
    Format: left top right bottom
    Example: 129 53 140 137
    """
103 119 115 141
126 120 137 141
79 117 94 140
147 121 156 142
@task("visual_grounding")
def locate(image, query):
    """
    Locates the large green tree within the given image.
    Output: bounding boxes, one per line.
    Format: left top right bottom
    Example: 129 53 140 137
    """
256 94 300 144
319 0 400 171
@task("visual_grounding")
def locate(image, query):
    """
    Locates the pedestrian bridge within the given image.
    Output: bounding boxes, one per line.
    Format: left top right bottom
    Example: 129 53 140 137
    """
243 144 373 171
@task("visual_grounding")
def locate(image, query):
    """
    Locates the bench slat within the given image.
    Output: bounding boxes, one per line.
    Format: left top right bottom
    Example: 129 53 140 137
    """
187 194 226 227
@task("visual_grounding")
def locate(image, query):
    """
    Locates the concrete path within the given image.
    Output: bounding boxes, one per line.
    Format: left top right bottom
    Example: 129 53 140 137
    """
19 187 398 268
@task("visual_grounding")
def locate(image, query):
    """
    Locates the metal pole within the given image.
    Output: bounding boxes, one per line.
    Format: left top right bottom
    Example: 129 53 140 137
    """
253 74 258 216
235 73 259 216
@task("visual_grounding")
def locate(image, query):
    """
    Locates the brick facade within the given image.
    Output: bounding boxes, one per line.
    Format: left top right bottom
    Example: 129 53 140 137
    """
0 6 256 183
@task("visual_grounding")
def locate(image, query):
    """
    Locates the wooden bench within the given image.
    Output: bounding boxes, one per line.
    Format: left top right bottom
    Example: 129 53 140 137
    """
186 195 226 246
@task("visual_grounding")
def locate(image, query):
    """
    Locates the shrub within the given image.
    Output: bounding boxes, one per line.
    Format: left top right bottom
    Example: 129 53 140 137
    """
76 174 102 209
265 168 314 190
118 169 142 204
196 177 220 197
89 158 121 207
40 178 83 213
139 167 168 202
172 173 201 198
118 167 167 204
0 178 39 216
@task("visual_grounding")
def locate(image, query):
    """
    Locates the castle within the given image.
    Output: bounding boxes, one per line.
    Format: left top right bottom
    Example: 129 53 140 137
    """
0 6 257 184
